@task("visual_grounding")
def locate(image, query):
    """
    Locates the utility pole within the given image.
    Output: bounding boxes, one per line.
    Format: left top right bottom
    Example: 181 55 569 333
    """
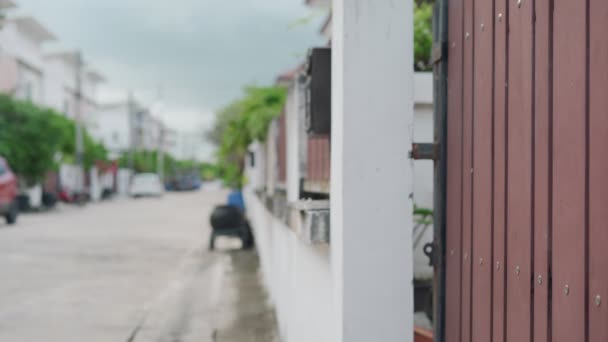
128 91 135 174
157 126 165 182
155 85 165 182
74 51 84 193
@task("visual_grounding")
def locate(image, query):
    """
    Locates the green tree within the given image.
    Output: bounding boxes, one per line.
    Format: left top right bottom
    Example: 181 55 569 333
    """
213 86 286 188
0 94 110 186
414 2 433 71
0 96 65 185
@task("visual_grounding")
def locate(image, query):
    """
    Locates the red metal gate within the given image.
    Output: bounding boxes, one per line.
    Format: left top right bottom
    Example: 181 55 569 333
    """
444 0 608 341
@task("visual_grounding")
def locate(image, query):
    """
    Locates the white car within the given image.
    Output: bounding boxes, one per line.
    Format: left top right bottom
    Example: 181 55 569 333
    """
129 173 164 198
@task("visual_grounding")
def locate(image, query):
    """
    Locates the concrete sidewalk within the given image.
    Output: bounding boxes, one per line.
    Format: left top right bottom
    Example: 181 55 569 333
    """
134 247 279 342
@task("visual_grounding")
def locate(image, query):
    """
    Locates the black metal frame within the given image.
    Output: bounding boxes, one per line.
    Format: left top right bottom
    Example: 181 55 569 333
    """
432 0 449 341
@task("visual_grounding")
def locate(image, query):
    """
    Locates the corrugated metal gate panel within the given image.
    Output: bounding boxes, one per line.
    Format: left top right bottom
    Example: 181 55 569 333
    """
506 0 534 340
553 0 587 341
461 0 474 340
471 0 493 341
533 1 551 341
445 0 464 339
444 0 607 341
492 1 507 342
588 1 608 341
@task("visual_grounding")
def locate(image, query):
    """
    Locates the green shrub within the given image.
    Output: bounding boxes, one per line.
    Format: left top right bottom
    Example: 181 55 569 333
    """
414 2 433 71
0 94 108 185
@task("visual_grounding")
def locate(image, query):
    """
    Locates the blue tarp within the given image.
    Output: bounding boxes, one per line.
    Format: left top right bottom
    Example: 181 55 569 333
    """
227 190 245 211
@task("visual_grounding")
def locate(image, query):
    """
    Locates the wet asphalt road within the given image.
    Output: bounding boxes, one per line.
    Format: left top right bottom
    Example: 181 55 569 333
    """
0 189 278 342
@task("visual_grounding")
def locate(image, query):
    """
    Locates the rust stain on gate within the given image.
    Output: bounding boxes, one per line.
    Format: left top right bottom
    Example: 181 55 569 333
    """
443 0 608 341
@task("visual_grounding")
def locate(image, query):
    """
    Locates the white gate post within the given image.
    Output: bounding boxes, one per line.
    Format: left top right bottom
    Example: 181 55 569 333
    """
331 0 414 341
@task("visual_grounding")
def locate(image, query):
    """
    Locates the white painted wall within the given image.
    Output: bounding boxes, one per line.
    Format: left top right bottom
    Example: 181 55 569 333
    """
245 142 266 190
117 168 132 195
244 189 335 342
90 103 132 159
412 73 434 280
59 163 84 194
89 167 102 202
44 54 103 122
246 74 432 342
43 56 72 114
0 19 47 104
247 1 418 340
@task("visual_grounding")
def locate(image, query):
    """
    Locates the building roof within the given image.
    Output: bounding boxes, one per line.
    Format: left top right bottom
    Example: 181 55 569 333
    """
305 0 330 8
46 52 106 83
45 51 80 67
276 64 305 86
86 69 106 84
10 16 56 43
0 0 16 10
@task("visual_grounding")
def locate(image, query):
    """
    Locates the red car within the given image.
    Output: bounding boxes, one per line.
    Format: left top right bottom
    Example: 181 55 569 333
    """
0 157 18 224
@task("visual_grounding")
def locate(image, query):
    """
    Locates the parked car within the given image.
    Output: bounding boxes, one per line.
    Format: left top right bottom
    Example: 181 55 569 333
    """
129 173 164 198
167 173 202 191
0 157 18 224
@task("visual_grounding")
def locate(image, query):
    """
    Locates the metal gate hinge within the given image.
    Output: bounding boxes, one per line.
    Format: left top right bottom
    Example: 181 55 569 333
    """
410 142 439 161
431 42 448 65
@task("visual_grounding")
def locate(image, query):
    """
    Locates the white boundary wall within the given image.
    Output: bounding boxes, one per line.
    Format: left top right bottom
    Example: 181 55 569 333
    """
246 1 416 340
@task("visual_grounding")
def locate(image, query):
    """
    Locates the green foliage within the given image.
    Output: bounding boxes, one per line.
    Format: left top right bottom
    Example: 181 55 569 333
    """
200 162 219 180
0 96 65 185
0 94 109 186
83 135 108 170
414 2 433 71
206 101 242 147
212 86 287 188
414 204 434 225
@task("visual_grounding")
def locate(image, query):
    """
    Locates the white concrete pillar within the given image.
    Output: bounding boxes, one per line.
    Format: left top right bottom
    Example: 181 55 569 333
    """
286 80 303 203
331 0 414 341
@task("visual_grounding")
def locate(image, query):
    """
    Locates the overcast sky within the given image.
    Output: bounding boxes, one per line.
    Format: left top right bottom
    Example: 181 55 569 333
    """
13 0 326 159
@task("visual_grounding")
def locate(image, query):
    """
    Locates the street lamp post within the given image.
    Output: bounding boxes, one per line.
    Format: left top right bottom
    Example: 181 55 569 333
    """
74 51 85 194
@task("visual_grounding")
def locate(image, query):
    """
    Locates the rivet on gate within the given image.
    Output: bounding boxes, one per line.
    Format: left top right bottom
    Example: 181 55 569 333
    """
595 295 601 307
564 285 570 295
481 23 485 32
465 32 470 40
516 266 520 275
517 0 522 8
479 258 484 265
464 253 468 260
496 261 501 270
450 249 455 256
470 168 474 174
538 275 542 285
452 42 456 48
498 13 503 22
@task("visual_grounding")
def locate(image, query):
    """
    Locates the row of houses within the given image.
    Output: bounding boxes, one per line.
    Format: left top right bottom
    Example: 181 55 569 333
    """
0 1 198 202
0 1 175 157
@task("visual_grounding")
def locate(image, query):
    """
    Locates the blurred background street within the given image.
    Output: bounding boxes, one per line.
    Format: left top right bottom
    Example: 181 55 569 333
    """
0 188 277 342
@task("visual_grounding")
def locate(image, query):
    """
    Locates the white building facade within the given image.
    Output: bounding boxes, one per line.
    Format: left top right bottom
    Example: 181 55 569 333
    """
44 52 105 120
0 16 55 104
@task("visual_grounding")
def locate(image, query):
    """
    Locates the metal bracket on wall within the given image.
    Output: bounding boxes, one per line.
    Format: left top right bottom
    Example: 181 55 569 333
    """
431 42 448 66
410 142 439 161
